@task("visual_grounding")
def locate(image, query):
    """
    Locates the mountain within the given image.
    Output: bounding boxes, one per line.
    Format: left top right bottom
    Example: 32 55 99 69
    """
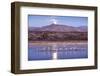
29 24 87 32
28 27 40 31
77 26 88 32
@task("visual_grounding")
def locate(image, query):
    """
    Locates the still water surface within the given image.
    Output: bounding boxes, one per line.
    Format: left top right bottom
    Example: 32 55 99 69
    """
28 43 88 61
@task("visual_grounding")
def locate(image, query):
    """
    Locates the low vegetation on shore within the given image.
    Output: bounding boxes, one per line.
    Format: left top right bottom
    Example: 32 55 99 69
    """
28 31 87 41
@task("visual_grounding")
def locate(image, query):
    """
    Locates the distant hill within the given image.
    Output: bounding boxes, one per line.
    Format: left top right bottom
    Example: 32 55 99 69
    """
77 26 88 32
29 24 87 32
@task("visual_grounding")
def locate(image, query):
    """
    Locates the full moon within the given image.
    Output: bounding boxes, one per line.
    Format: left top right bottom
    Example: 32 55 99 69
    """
53 20 57 24
52 18 57 24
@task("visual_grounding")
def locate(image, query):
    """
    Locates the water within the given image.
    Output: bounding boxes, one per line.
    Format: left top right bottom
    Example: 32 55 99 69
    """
28 45 53 60
28 43 88 61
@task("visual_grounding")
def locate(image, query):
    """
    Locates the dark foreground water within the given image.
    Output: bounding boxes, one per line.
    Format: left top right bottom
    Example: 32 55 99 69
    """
28 42 88 61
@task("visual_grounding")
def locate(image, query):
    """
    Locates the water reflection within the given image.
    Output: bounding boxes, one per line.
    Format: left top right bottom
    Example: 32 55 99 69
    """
28 43 88 61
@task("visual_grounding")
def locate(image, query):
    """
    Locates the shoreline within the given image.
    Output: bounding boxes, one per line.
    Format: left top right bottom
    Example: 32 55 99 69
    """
28 41 87 46
29 40 87 43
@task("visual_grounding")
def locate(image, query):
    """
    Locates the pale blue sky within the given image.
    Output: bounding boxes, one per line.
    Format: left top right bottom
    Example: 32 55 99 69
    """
28 15 88 27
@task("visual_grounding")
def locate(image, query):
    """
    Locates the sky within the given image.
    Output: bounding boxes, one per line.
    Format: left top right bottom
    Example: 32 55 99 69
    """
28 15 88 27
